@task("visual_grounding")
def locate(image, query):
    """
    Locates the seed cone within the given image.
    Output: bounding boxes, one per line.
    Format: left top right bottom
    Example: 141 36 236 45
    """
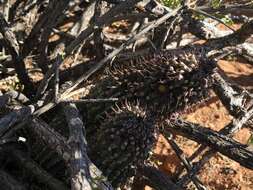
88 103 156 187
87 48 215 118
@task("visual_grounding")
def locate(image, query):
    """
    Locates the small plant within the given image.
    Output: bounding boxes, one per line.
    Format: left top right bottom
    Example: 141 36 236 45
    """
162 0 181 8
248 134 253 145
211 0 222 9
220 15 234 25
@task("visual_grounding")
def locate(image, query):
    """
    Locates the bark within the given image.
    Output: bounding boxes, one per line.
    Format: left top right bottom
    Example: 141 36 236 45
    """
166 118 253 170
0 144 68 190
63 103 92 190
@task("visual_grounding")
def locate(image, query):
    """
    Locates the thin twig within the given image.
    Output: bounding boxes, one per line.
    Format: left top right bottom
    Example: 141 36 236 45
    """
163 131 207 190
61 98 119 104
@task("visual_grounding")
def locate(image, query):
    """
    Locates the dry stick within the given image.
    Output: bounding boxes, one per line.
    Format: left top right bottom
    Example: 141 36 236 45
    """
1 0 9 56
61 98 119 104
37 0 71 74
8 0 23 22
63 104 113 190
186 72 253 162
204 19 253 50
22 0 68 57
191 8 235 32
63 103 92 190
166 115 253 170
212 72 253 118
163 132 207 190
54 54 61 102
0 13 34 96
160 14 180 49
0 90 29 108
139 165 182 190
11 116 113 190
176 106 253 186
27 118 72 162
35 54 63 100
183 9 220 40
92 0 105 60
191 72 253 161
70 1 96 36
178 125 252 187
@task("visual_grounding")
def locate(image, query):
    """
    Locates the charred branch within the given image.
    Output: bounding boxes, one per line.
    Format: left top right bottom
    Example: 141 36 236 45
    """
139 165 182 190
63 103 92 190
165 117 253 170
0 13 34 96
0 143 68 190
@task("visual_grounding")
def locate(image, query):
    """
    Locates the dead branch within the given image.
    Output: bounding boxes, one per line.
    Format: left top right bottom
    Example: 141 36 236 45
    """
0 90 29 108
165 117 253 170
164 132 207 190
0 143 68 190
37 0 71 74
17 116 113 190
212 71 253 117
35 54 63 100
0 105 36 136
204 19 253 50
27 118 71 162
63 103 92 190
139 165 182 190
0 13 34 96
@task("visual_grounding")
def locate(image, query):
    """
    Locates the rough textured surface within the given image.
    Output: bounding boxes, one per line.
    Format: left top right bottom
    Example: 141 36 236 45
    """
88 104 156 186
86 48 215 118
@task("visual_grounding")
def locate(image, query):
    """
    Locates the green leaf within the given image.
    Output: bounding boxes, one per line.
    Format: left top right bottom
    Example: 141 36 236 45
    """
211 0 222 9
221 15 234 25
